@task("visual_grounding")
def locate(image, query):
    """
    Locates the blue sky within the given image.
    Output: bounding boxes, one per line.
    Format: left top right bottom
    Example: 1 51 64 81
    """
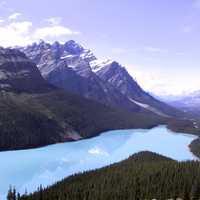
0 0 200 95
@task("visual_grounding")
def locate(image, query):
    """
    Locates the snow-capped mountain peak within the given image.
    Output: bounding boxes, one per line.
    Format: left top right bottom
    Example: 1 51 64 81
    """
19 40 180 118
80 49 96 62
90 59 116 72
63 40 84 55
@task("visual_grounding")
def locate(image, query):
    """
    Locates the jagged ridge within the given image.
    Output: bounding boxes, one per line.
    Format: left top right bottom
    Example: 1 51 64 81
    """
20 40 181 117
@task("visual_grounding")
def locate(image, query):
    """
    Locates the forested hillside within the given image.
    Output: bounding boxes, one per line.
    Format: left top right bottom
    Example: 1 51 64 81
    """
0 91 164 151
11 151 200 200
0 47 165 151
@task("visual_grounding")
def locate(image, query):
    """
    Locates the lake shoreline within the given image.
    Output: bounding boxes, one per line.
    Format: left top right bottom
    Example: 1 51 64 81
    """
0 125 198 199
0 124 160 153
1 123 200 160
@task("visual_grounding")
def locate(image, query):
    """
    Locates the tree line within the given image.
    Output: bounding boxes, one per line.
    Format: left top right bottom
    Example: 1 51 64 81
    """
7 151 200 200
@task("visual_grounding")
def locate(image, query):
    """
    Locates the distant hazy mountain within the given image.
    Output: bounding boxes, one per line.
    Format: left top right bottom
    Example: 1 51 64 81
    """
168 91 200 114
0 47 164 151
20 40 180 117
152 93 187 103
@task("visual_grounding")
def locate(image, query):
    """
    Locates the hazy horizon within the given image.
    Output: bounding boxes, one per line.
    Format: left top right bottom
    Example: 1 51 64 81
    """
0 0 200 96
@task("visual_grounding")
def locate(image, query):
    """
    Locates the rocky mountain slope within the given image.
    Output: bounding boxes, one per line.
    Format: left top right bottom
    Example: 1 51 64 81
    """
0 47 52 93
19 41 136 111
0 47 164 151
20 40 180 117
91 59 179 117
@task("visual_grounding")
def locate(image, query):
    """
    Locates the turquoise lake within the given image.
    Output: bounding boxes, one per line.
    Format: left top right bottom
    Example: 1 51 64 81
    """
0 126 198 198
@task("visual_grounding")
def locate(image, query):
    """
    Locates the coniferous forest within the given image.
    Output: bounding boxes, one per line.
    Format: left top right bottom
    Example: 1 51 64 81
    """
8 151 200 200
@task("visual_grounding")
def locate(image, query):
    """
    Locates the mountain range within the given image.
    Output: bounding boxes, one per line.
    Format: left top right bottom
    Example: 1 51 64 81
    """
0 46 166 151
0 39 190 151
20 40 180 117
168 91 200 116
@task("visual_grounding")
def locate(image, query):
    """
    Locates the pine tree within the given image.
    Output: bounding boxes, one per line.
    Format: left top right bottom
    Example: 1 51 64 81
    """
190 180 200 200
7 186 17 200
7 186 12 200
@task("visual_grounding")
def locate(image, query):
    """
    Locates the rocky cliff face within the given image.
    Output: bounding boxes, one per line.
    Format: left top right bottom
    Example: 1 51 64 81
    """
91 59 181 117
0 47 52 93
91 60 145 99
20 41 142 112
0 46 164 151
20 40 180 117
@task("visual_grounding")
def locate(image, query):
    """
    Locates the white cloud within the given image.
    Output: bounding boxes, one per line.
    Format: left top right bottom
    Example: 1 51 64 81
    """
8 21 32 34
0 15 81 47
44 17 62 26
8 12 22 20
127 67 180 95
0 21 33 46
126 64 200 96
33 25 80 40
39 17 81 40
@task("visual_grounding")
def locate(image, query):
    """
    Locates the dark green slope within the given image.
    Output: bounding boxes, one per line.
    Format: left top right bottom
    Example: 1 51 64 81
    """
17 151 200 200
0 90 164 151
0 48 166 151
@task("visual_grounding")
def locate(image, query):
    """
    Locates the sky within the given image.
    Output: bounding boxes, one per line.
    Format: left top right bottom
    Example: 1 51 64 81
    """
0 0 200 96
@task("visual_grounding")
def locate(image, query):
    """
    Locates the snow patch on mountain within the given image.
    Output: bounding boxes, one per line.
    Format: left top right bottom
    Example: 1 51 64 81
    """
19 40 180 118
90 59 114 72
60 54 76 59
80 49 96 62
129 98 170 118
